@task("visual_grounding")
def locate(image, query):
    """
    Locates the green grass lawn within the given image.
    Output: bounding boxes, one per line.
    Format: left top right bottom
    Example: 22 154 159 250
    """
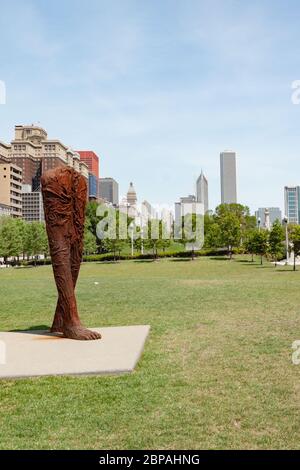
0 256 300 449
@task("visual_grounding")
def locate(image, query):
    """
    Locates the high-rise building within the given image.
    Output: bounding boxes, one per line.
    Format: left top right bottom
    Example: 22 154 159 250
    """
88 173 98 200
0 163 22 217
284 186 300 224
1 125 89 190
0 141 11 163
196 170 209 213
220 151 237 204
255 207 282 228
174 195 197 227
142 200 156 220
22 190 44 222
98 177 119 206
77 151 99 179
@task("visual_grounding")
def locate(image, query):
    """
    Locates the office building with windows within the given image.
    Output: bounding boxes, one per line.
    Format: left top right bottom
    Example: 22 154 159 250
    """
220 151 237 204
284 186 300 224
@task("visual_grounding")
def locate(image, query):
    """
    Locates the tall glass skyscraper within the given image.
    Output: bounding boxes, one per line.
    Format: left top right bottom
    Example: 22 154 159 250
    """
284 186 300 224
220 151 237 204
196 170 209 213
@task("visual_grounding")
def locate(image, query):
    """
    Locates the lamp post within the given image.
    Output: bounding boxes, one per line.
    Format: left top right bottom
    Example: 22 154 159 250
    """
140 219 144 255
283 216 289 265
257 217 261 232
129 221 134 257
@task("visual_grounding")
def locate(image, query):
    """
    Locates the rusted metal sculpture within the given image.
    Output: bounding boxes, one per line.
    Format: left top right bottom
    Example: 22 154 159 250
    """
41 166 101 340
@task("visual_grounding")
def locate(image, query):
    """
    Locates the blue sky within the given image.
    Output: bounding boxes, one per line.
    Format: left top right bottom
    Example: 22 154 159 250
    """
0 0 300 213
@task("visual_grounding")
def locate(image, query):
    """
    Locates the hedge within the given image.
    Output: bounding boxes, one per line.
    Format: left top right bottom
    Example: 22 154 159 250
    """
19 248 240 266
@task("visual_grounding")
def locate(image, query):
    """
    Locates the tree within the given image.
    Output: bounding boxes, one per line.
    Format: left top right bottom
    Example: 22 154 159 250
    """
215 203 256 247
179 213 204 260
204 222 222 249
24 222 48 265
85 201 108 253
0 217 23 263
218 213 241 259
289 225 300 271
252 229 269 265
243 230 256 262
100 210 130 260
84 227 97 255
268 220 284 267
144 219 170 260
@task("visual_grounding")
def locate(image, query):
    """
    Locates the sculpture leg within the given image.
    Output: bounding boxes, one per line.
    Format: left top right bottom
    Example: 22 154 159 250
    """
50 245 82 333
42 167 101 341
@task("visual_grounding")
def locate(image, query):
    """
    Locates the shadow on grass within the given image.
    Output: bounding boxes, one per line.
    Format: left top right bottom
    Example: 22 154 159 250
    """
235 259 254 263
13 265 35 269
209 257 229 261
275 269 297 273
10 325 51 333
170 258 192 262
254 265 273 268
96 261 120 265
134 259 155 263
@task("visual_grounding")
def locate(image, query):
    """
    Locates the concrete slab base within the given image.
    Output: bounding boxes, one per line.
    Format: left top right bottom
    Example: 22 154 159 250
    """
0 325 150 379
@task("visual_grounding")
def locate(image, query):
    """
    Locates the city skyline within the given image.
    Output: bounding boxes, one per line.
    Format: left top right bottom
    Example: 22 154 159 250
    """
1 1 300 213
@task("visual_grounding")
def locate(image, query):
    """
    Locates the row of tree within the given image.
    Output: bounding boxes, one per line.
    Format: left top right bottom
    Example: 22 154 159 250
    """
1 201 300 267
0 217 49 264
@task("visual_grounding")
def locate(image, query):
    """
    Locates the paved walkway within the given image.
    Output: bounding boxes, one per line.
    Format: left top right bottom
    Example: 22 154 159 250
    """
0 325 150 379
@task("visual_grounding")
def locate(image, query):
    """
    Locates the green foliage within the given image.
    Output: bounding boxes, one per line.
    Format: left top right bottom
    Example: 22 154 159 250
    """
177 213 204 259
289 225 300 271
206 204 255 258
83 227 97 255
24 222 48 262
251 229 269 265
217 213 241 258
1 258 300 449
268 220 284 265
0 216 24 261
144 220 166 258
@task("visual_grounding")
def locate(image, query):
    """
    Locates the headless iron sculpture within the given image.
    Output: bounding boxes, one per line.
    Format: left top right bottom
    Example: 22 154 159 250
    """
41 166 101 340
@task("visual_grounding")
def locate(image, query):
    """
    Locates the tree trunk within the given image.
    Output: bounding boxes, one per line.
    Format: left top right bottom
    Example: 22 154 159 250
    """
261 254 263 265
294 253 296 271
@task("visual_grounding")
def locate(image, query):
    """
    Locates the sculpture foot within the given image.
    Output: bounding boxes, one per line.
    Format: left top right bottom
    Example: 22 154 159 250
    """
62 325 102 341
50 325 63 333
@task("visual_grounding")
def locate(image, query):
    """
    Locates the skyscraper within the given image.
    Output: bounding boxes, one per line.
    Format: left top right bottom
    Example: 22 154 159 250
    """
174 195 196 227
220 151 237 204
0 163 22 217
284 186 300 224
98 177 119 206
77 151 99 179
196 170 209 213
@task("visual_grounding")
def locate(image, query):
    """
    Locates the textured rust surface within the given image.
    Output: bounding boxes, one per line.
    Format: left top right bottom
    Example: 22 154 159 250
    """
41 167 101 340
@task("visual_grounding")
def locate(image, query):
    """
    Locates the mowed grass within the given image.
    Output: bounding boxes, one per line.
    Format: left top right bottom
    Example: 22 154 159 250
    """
0 257 300 449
